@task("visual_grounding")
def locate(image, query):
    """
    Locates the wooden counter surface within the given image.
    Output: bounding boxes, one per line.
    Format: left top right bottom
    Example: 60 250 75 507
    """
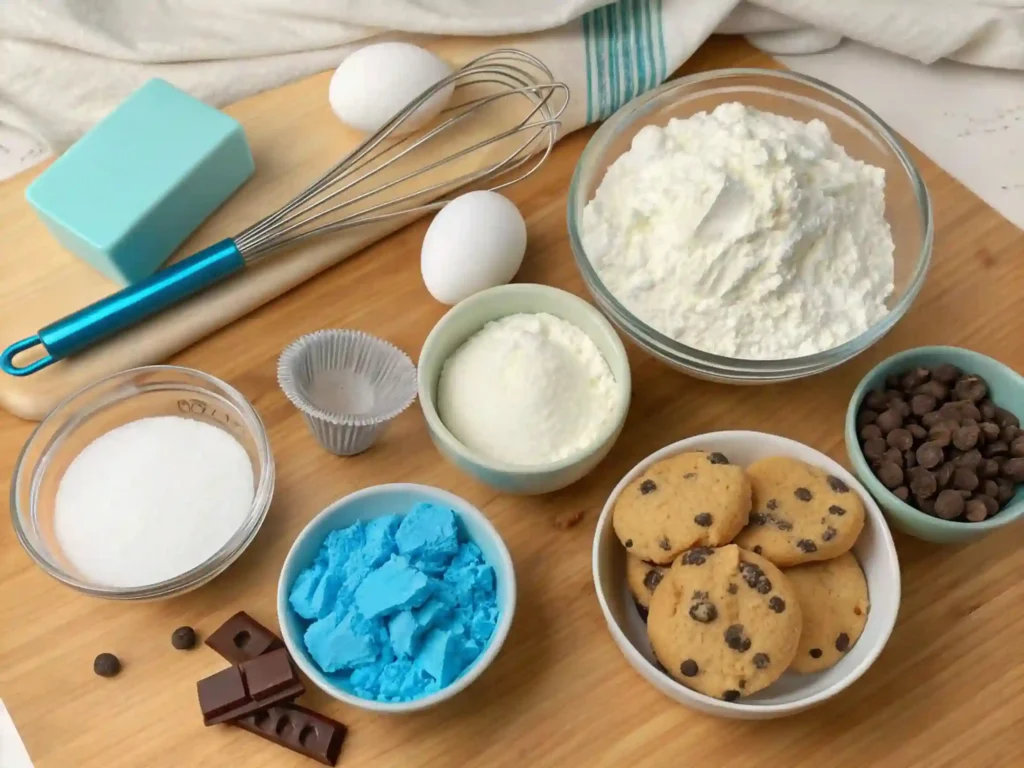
1 38 1022 768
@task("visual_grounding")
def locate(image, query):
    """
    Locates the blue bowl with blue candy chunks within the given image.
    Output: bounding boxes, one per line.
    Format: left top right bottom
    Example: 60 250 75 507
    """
277 483 516 713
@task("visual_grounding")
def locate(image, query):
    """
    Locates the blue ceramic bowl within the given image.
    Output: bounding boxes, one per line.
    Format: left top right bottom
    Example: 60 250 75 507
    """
277 483 516 712
846 346 1024 544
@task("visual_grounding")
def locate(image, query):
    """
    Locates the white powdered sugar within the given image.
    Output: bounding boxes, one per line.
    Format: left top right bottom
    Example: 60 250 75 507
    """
581 102 895 360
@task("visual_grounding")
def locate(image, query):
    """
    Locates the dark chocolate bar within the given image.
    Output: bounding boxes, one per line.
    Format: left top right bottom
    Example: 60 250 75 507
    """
234 704 347 766
197 647 303 726
205 611 284 664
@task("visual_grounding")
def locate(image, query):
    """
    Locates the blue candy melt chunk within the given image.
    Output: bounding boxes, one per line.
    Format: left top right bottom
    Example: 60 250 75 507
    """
304 609 386 673
355 555 432 620
396 503 460 562
417 628 466 688
289 561 326 620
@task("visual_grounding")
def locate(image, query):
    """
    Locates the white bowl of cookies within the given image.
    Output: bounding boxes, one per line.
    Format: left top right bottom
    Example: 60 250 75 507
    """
592 431 901 719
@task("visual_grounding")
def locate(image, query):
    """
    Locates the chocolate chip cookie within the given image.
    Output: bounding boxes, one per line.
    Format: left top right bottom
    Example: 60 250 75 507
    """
646 544 802 701
626 555 667 619
784 552 870 673
733 457 865 567
613 451 752 565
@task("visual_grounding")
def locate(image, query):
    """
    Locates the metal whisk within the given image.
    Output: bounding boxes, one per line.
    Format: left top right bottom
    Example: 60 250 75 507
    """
2 49 569 376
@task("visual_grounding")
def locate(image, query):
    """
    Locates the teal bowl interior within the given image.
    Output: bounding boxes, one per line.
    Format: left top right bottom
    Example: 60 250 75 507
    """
276 483 516 712
417 283 632 495
845 346 1024 544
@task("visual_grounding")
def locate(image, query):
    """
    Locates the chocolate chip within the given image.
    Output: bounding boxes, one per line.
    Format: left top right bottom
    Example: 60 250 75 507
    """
877 461 904 490
822 526 837 542
979 399 997 421
995 478 1016 505
658 536 671 551
863 437 887 463
934 462 955 489
776 519 793 532
909 394 937 417
722 690 741 702
707 452 730 465
893 486 910 502
835 633 851 652
953 467 979 492
1000 424 1020 443
928 423 953 448
643 569 663 592
937 402 965 424
857 410 878 430
954 375 988 403
917 379 950 401
828 504 846 516
876 408 903 434
727 583 738 594
983 440 1010 458
980 479 1000 499
753 652 771 669
752 545 762 554
892 398 912 418
908 466 938 499
901 367 931 392
794 487 813 502
979 459 1000 479
864 390 889 413
766 499 778 511
680 659 699 677
920 411 942 429
768 596 786 613
934 489 965 520
932 364 961 385
978 494 1000 517
683 472 697 479
994 407 1020 429
904 449 918 469
694 512 713 527
724 624 751 652
809 648 823 659
171 626 197 651
886 428 913 452
918 497 936 515
738 562 772 594
964 499 989 522
882 447 903 467
93 653 121 678
916 441 944 469
1011 436 1024 458
749 512 767 526
689 599 719 623
907 423 928 441
957 448 983 470
796 539 818 553
640 479 657 495
980 421 1001 443
827 475 849 493
680 547 714 566
1002 457 1024 483
860 424 883 442
952 424 980 451
624 539 633 548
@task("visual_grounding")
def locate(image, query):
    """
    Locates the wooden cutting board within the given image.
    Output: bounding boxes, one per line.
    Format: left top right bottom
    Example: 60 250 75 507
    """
0 35 543 421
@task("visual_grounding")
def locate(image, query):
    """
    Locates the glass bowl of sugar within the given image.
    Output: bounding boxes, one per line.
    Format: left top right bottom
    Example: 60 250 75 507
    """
11 365 274 600
567 68 932 383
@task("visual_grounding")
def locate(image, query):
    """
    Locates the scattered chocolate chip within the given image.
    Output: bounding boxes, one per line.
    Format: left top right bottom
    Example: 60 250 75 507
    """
768 596 786 613
877 461 903 490
624 539 633 548
753 652 771 669
916 441 944 469
932 363 961 385
775 518 793 531
722 690 741 702
1002 457 1024 483
553 508 586 530
640 479 657 495
727 583 738 594
893 486 910 502
835 633 851 652
738 562 772 594
643 569 663 592
657 536 671 551
749 512 767 526
822 526 837 542
680 547 714 566
680 660 699 677
886 428 913 452
876 408 903 434
934 489 965 520
766 499 778 511
707 452 730 465
94 653 121 678
809 648 823 659
724 624 751 653
794 487 813 502
964 499 989 522
826 475 849 493
171 626 197 651
752 545 763 554
828 504 846 516
796 539 818 553
689 598 719 623
694 512 713 527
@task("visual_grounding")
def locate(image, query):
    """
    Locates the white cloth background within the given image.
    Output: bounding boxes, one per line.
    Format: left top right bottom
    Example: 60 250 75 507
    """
1 0 1021 155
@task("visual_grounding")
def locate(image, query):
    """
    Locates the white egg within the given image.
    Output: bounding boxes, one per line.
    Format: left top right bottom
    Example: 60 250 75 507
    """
329 42 454 136
421 191 527 305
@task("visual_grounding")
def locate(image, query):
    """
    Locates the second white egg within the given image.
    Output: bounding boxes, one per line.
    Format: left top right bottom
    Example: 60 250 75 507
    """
421 191 527 305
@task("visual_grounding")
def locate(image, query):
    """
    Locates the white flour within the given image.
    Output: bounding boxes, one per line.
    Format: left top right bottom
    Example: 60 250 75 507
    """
437 312 618 466
581 102 895 360
54 416 255 588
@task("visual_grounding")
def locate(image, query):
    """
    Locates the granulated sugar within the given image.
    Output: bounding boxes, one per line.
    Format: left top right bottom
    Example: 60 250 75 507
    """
54 416 255 588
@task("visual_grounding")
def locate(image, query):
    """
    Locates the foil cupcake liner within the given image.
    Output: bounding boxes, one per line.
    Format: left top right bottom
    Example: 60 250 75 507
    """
277 330 417 456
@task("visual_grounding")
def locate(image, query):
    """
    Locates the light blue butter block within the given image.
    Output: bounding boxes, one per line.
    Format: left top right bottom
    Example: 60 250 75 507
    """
25 78 254 285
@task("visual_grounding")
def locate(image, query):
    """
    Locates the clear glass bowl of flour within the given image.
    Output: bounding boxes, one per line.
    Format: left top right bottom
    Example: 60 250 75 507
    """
11 366 275 600
568 68 932 383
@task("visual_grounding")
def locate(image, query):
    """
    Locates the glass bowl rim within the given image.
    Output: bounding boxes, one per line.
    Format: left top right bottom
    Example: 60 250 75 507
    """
567 67 934 373
10 364 275 600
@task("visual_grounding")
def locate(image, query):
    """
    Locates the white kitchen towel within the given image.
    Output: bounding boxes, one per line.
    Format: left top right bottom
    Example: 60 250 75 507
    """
0 0 1021 163
0 700 34 768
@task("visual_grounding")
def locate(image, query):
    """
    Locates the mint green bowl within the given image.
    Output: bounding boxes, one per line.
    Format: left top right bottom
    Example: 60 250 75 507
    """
845 346 1024 544
418 284 631 495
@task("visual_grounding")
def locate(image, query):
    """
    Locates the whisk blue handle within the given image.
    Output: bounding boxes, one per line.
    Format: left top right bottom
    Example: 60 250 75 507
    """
1 238 245 377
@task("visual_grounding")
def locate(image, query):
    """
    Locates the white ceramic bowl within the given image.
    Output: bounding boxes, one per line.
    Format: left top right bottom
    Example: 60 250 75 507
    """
277 483 516 713
592 431 901 719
